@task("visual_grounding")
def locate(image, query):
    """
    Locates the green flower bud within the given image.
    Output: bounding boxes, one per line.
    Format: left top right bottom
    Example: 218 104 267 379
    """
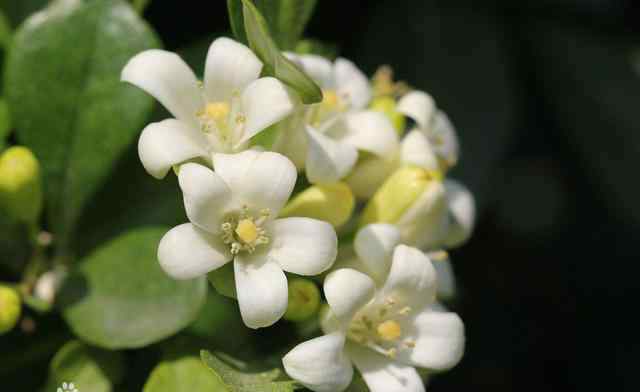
0 146 43 224
370 96 405 135
280 182 355 228
284 278 320 322
0 285 21 335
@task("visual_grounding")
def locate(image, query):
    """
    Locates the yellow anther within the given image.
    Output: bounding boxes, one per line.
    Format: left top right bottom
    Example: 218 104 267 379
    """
322 89 339 109
202 102 230 122
235 219 259 244
377 320 402 341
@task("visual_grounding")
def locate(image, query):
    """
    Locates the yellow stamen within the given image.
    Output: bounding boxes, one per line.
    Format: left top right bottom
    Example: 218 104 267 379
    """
203 102 230 121
377 320 402 341
322 89 339 109
235 219 258 244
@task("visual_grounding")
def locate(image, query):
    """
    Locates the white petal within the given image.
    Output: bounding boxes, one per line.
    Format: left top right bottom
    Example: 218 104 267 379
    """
432 258 456 301
400 130 439 171
178 163 232 234
305 126 358 184
137 119 208 179
272 113 308 170
237 77 296 146
157 223 232 279
334 58 371 110
203 37 263 102
353 224 401 283
380 245 437 311
266 218 337 276
396 311 465 371
345 155 399 199
121 49 202 127
234 254 288 328
338 111 399 157
397 180 449 249
283 333 353 392
213 150 297 215
291 53 334 89
432 111 459 166
443 179 475 248
324 268 375 324
397 91 435 131
347 343 425 392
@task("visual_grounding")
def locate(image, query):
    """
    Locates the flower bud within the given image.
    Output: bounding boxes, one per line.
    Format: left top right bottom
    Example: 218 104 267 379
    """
0 285 21 335
284 278 321 322
370 96 405 135
0 146 43 224
280 182 355 228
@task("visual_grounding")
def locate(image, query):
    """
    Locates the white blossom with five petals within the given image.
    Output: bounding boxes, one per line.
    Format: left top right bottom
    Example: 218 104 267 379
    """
157 150 338 329
121 37 296 179
283 224 465 392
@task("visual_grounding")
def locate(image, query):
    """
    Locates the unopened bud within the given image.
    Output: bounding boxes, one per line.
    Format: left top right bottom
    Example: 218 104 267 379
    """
370 96 405 135
0 285 21 334
0 146 43 224
284 278 320 322
280 182 354 228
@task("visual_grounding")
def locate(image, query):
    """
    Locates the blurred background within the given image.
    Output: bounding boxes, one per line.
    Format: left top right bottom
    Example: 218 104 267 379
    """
3 0 640 390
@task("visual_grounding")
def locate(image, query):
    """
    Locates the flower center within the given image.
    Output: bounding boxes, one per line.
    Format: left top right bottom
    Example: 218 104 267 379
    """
198 101 230 132
377 320 402 341
322 89 340 110
307 89 349 127
221 207 270 254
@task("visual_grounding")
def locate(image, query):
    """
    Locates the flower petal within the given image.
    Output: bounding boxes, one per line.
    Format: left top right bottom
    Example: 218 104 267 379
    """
431 256 456 301
334 58 371 110
236 77 296 146
396 310 465 371
289 53 334 89
345 155 399 199
178 163 232 234
396 180 449 249
305 126 358 184
324 268 375 324
380 245 437 311
347 343 425 392
203 37 263 102
137 119 208 179
400 130 439 171
213 150 297 215
432 111 459 167
443 179 475 248
266 218 337 276
121 49 202 127
353 224 401 283
283 332 353 392
157 223 232 280
397 91 434 130
234 254 288 328
337 111 399 157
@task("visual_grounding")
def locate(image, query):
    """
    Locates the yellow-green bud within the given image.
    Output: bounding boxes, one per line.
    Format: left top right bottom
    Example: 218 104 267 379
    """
370 96 405 135
0 285 21 334
0 146 43 224
280 182 355 228
284 278 320 322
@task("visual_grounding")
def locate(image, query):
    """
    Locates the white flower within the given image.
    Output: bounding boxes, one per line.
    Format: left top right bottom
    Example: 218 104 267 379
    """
283 224 465 392
274 54 398 184
157 150 338 328
121 37 296 179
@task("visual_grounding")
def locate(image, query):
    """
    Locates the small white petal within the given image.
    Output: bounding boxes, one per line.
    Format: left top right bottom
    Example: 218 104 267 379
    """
380 245 437 311
400 130 439 171
203 37 263 102
337 111 399 157
432 111 460 166
121 49 202 127
397 91 435 131
237 77 296 146
158 223 232 280
213 150 297 215
234 254 288 328
305 126 358 184
397 180 449 249
178 163 232 234
432 258 456 301
353 224 401 283
396 311 465 371
283 332 353 392
334 58 371 110
290 53 335 89
267 218 337 276
347 343 425 392
138 119 209 179
443 179 476 248
324 268 375 324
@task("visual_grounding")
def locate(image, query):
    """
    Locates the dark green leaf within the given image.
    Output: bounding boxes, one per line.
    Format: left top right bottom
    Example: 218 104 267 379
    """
4 0 160 253
0 10 11 49
207 262 237 299
0 0 48 28
59 227 207 349
295 39 338 60
0 99 10 150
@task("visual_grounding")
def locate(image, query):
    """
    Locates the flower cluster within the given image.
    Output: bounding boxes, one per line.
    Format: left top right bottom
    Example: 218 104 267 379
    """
122 36 475 392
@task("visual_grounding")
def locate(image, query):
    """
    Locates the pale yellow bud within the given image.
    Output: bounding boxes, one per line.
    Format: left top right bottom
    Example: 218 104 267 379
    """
0 146 43 224
284 278 320 322
370 96 405 135
280 182 355 228
0 285 21 335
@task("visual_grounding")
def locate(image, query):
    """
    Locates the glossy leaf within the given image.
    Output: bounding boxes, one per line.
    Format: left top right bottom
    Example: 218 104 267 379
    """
59 227 207 349
144 354 225 392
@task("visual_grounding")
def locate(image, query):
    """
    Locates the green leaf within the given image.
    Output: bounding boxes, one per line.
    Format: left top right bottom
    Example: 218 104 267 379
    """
235 0 322 104
295 39 338 60
43 340 125 392
0 0 48 28
207 262 237 299
0 99 10 151
228 0 317 50
59 227 207 349
4 0 160 253
0 10 11 49
144 353 225 392
200 350 301 392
